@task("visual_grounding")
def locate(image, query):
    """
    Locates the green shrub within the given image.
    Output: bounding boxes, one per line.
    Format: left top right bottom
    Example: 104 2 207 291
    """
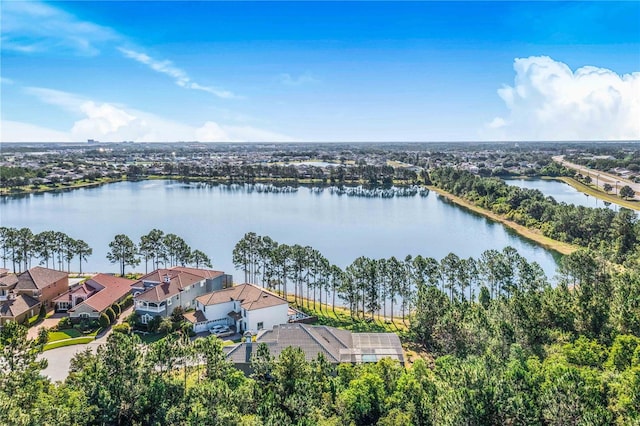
111 303 121 318
181 321 195 337
125 311 140 325
57 317 72 330
147 316 161 332
120 294 133 309
38 304 47 319
99 313 110 329
105 307 116 324
112 323 131 334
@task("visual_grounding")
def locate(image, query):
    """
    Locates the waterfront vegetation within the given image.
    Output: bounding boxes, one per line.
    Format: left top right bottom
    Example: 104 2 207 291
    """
429 167 639 263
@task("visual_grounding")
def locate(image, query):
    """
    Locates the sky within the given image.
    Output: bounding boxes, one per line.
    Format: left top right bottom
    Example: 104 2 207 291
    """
1 1 639 143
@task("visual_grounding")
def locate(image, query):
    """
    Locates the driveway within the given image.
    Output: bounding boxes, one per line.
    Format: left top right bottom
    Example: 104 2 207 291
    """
40 341 102 382
38 305 134 382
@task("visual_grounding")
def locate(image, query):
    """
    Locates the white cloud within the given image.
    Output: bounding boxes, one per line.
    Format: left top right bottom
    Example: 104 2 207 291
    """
8 87 292 143
118 47 239 99
485 56 640 141
0 120 70 143
1 1 117 55
279 72 319 86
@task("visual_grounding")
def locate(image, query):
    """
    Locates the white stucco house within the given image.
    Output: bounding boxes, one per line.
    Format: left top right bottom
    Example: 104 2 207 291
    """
185 283 289 334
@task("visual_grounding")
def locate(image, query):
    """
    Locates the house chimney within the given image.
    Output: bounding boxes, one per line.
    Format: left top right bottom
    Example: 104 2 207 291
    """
244 331 253 363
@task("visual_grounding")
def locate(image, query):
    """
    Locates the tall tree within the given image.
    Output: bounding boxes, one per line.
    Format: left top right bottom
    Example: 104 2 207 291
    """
106 234 140 276
74 239 93 275
190 249 212 269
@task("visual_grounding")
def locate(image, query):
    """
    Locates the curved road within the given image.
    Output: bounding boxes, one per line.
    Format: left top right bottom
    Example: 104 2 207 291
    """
553 156 640 201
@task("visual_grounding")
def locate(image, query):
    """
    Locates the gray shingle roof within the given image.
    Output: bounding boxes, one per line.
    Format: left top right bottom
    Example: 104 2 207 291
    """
224 324 404 365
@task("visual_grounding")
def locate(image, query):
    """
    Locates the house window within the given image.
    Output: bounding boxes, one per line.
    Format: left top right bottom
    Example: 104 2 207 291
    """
79 313 90 319
200 281 204 287
141 314 153 324
257 322 264 330
167 298 172 306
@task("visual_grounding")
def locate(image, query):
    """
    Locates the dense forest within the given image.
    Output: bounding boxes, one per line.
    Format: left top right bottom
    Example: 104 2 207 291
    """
1 244 639 425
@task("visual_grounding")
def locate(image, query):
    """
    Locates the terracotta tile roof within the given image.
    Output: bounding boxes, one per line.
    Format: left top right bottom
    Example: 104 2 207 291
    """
0 294 41 318
134 269 203 303
184 310 208 324
171 266 224 279
196 283 288 311
16 267 67 291
69 274 135 314
0 274 18 288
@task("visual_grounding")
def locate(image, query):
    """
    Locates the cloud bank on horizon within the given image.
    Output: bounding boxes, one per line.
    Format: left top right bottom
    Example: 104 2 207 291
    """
486 56 640 141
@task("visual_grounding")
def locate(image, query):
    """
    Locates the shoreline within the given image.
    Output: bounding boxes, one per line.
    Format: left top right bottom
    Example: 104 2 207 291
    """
557 177 640 211
426 185 579 256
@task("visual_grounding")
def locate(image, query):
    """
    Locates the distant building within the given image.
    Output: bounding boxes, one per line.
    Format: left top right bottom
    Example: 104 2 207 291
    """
87 139 98 144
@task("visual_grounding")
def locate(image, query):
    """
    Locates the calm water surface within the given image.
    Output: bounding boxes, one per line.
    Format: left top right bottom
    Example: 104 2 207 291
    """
504 178 623 211
0 181 561 279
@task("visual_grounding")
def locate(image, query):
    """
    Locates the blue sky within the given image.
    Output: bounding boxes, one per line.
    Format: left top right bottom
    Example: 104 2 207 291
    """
1 1 639 142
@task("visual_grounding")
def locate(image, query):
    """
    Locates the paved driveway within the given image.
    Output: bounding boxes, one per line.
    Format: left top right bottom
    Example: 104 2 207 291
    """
40 341 102 382
38 306 134 382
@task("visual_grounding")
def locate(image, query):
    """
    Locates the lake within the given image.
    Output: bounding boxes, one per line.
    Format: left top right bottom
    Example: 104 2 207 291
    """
0 180 561 279
504 178 623 210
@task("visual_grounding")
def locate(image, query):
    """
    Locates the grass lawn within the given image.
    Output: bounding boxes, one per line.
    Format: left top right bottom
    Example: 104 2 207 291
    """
285 294 409 335
558 177 640 211
43 337 95 351
48 329 83 342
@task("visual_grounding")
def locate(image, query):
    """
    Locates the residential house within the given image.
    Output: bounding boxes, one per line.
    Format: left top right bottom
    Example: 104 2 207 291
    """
133 267 231 325
68 274 135 321
0 271 18 302
225 323 404 372
186 283 289 334
54 280 101 312
0 294 41 326
14 267 68 309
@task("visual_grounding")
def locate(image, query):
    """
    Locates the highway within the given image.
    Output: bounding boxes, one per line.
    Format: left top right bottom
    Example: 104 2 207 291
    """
552 156 640 201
